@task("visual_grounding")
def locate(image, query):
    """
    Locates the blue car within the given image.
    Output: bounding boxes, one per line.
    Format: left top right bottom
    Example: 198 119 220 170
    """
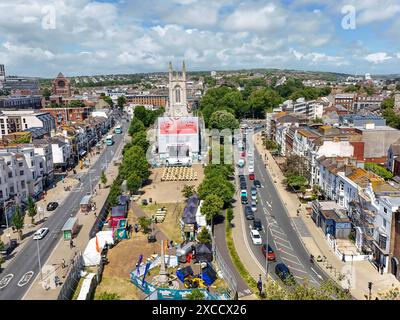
275 263 295 285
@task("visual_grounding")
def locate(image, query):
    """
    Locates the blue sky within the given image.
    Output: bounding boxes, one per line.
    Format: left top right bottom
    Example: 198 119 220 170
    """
0 0 399 77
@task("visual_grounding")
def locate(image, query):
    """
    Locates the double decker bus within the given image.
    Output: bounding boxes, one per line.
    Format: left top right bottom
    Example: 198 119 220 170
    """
105 135 114 146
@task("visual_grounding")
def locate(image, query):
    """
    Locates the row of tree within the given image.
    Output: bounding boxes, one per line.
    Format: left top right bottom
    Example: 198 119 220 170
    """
199 78 331 129
107 106 161 206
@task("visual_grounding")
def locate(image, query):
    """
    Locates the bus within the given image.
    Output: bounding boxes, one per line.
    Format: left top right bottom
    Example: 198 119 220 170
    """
105 135 114 146
114 125 122 134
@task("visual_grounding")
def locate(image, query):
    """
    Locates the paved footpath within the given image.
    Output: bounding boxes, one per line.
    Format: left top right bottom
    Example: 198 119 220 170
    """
252 132 399 299
23 145 123 300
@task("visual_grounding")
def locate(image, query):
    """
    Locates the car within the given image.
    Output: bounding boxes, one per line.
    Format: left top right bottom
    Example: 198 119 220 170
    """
251 200 257 212
248 165 254 173
253 218 262 231
250 187 257 200
240 181 247 189
46 202 59 211
240 189 248 197
33 228 49 240
241 195 249 205
239 175 246 183
237 159 245 168
249 173 255 180
254 180 261 188
275 263 295 285
244 206 254 220
261 244 276 261
0 239 18 257
250 229 262 245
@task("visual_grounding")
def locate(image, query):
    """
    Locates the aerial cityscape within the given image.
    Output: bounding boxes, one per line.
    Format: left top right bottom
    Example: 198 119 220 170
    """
1 0 400 308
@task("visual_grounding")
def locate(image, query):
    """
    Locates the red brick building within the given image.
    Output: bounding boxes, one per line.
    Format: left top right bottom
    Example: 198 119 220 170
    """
41 107 92 125
52 72 72 97
126 94 168 107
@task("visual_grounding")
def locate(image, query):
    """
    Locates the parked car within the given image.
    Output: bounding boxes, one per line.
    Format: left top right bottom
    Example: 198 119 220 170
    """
261 244 276 261
249 173 255 180
33 228 49 240
0 239 18 257
240 189 248 197
244 206 254 220
275 263 295 285
251 200 257 212
239 175 246 183
241 195 249 205
253 218 262 231
240 181 247 190
248 165 254 173
250 229 262 245
46 202 58 211
253 180 261 188
237 159 245 168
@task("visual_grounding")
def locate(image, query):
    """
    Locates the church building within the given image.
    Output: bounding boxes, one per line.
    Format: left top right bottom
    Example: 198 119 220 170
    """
156 62 201 166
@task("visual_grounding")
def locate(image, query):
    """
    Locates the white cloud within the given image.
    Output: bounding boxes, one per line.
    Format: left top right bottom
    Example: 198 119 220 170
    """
365 52 392 64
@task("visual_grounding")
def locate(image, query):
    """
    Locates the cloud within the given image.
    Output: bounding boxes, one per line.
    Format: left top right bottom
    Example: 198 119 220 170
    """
364 52 392 64
0 0 397 76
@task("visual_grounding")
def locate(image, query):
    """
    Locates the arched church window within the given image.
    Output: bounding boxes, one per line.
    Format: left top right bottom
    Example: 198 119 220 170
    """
175 88 181 103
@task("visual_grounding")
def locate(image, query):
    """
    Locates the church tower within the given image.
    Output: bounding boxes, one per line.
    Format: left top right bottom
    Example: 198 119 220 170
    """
167 61 188 117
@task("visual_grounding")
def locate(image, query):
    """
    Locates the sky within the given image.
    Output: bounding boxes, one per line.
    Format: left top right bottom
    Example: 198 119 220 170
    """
0 0 399 77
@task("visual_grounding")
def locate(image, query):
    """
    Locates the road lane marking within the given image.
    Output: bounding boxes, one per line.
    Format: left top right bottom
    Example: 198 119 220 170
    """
18 271 34 287
0 274 14 289
285 265 308 274
275 241 293 251
311 267 323 280
270 233 292 244
281 256 303 267
279 249 301 259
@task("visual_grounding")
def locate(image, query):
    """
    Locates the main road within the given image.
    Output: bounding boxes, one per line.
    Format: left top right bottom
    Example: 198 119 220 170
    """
237 130 329 287
0 116 128 300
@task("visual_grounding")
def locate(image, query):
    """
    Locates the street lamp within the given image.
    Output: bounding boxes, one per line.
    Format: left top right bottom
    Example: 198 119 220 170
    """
36 238 43 281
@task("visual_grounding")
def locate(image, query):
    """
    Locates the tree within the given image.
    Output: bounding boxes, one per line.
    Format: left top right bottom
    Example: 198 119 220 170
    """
131 130 149 151
378 285 400 300
209 110 240 131
197 176 235 206
200 194 224 223
42 88 51 99
282 154 308 177
381 98 394 110
204 164 233 179
27 196 37 224
248 88 282 117
182 185 196 199
117 96 126 109
137 216 152 233
226 207 234 227
128 118 146 136
364 162 393 179
196 227 212 244
120 145 150 181
68 100 85 108
108 182 121 207
262 279 351 300
264 138 278 150
126 172 142 194
100 170 108 187
286 175 308 191
97 292 121 300
12 206 24 240
187 288 206 300
101 95 114 107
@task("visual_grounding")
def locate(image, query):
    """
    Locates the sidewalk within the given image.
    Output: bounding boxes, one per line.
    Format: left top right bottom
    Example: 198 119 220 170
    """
23 149 121 300
253 132 400 300
0 145 105 271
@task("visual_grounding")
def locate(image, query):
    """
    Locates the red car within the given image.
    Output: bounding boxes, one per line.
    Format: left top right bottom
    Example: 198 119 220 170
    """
262 244 276 261
249 173 255 180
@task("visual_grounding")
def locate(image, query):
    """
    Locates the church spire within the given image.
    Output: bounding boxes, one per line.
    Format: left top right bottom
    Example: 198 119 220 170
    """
169 61 173 81
182 61 186 80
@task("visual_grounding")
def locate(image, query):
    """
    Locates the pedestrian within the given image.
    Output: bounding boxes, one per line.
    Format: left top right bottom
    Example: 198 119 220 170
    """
61 258 66 269
94 211 97 217
380 264 384 275
134 223 138 233
70 239 74 249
